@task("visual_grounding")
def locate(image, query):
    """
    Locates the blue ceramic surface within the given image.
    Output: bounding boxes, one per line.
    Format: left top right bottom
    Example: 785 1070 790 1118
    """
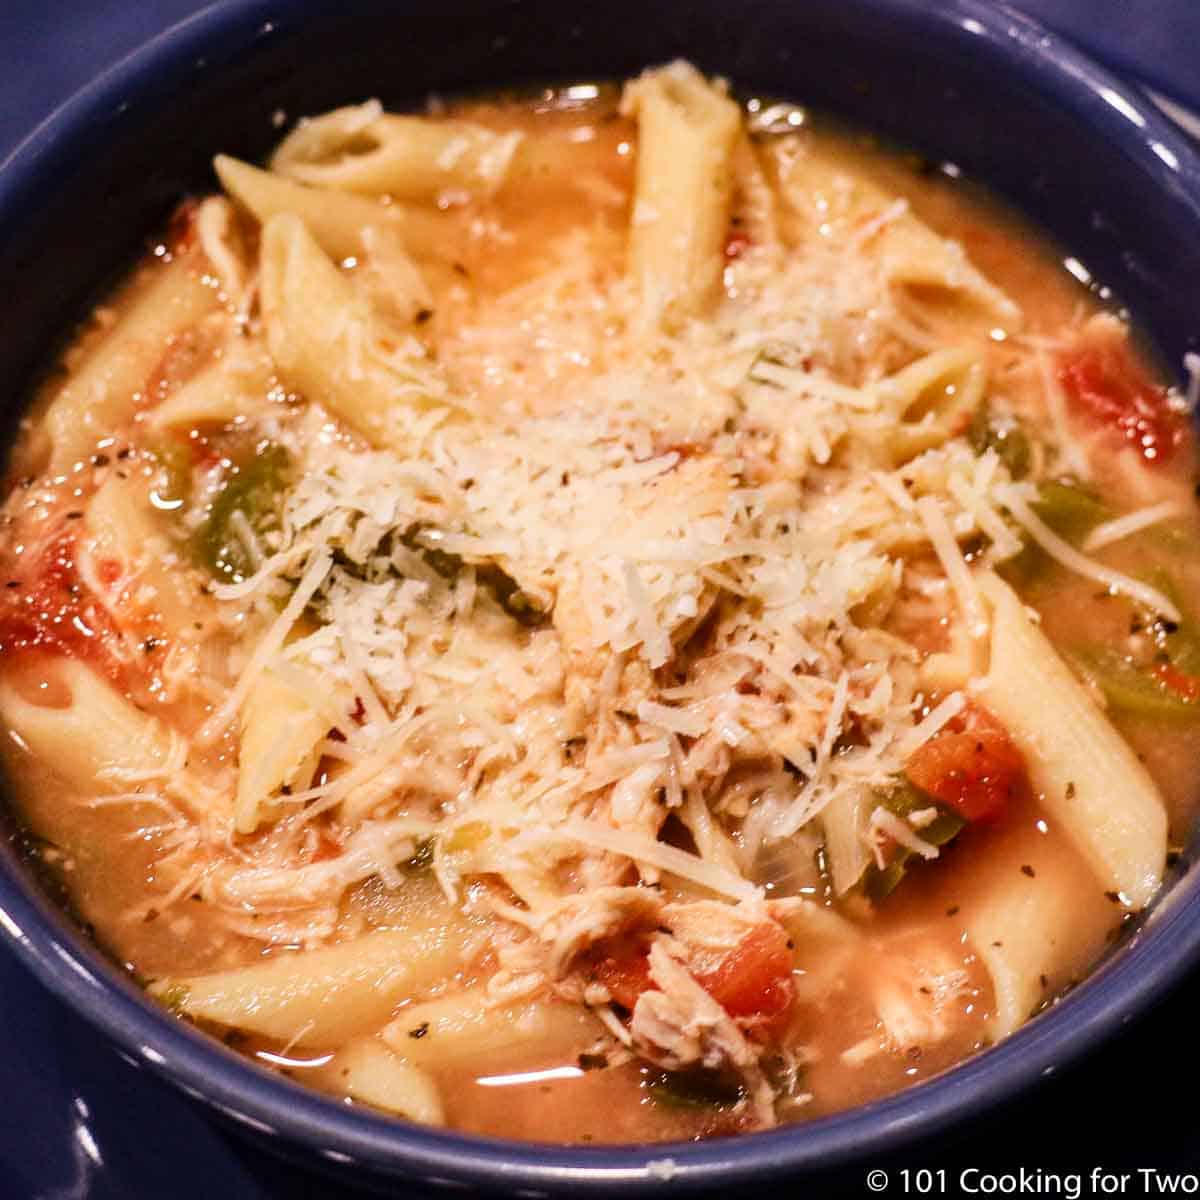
3 2 1200 1196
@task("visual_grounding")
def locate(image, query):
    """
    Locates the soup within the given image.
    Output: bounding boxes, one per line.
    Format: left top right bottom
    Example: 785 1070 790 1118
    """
1 62 1196 1142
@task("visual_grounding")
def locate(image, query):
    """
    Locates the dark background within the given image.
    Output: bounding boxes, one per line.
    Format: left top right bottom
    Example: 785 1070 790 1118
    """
1 2 1198 1197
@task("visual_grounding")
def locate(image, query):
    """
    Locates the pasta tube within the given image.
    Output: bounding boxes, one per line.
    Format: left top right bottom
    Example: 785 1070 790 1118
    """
974 572 1167 907
622 61 741 329
875 347 987 464
312 1038 444 1124
382 987 603 1070
234 666 350 834
147 344 274 431
43 255 218 474
258 213 459 450
151 922 469 1046
769 145 1022 332
214 155 445 264
84 473 210 638
0 660 174 793
271 103 522 201
961 810 1117 1037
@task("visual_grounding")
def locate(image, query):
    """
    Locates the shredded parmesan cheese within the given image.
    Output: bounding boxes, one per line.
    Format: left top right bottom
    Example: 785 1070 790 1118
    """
561 820 762 902
998 485 1181 621
1083 500 1180 552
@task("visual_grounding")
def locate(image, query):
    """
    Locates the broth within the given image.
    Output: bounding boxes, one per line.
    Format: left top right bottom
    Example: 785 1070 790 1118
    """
1 65 1196 1142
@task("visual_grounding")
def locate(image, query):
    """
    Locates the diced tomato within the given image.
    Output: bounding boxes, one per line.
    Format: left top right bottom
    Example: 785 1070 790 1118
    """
905 705 1028 823
589 923 794 1033
696 923 794 1028
1151 661 1200 703
1057 333 1183 465
589 939 653 1011
0 530 121 672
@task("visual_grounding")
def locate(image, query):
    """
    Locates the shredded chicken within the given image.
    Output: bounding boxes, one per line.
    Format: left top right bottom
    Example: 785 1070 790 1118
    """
534 885 665 979
631 940 777 1130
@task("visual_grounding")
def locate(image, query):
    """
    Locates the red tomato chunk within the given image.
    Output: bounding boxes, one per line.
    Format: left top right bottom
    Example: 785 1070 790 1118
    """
696 922 795 1029
589 923 794 1032
0 530 118 667
905 705 1028 823
1058 331 1183 464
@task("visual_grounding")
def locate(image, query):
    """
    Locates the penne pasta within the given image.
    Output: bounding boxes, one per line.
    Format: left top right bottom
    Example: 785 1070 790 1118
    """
151 922 471 1046
43 253 219 475
234 665 350 834
258 212 459 450
767 143 1022 333
271 103 523 202
214 154 447 264
875 347 988 463
974 572 1167 907
621 61 741 328
312 1037 444 1124
381 987 603 1071
0 660 174 793
146 343 276 431
961 809 1117 1038
83 473 212 639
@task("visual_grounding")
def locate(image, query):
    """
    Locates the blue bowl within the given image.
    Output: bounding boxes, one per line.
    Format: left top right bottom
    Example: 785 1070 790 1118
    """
2 0 1200 1192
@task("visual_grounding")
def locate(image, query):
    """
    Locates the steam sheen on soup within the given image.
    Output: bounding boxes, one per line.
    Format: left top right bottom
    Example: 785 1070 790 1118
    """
1 64 1197 1143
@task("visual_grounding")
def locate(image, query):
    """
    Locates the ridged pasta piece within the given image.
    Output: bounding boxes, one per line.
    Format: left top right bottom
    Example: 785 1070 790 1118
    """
874 347 987 464
960 806 1118 1038
621 61 741 329
0 660 174 793
147 343 274 431
312 1038 444 1124
43 254 218 474
214 155 446 264
974 572 1167 907
234 665 349 835
270 103 523 201
194 195 254 307
381 986 603 1070
84 474 209 638
258 213 460 450
768 144 1022 332
151 921 469 1046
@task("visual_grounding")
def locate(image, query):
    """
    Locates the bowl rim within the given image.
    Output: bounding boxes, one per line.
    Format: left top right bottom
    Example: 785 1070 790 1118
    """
3 0 1200 1190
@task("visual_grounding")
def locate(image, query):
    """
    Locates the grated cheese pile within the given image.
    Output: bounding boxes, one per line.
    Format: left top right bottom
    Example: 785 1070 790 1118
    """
199 213 1058 924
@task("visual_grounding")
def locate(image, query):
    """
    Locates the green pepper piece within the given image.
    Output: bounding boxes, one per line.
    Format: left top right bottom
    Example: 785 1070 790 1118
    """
1138 570 1200 675
477 562 548 627
999 479 1111 586
1075 649 1200 721
193 444 290 582
1168 625 1200 677
1070 566 1200 721
645 1067 744 1111
968 407 1031 480
863 781 965 902
1032 480 1111 541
